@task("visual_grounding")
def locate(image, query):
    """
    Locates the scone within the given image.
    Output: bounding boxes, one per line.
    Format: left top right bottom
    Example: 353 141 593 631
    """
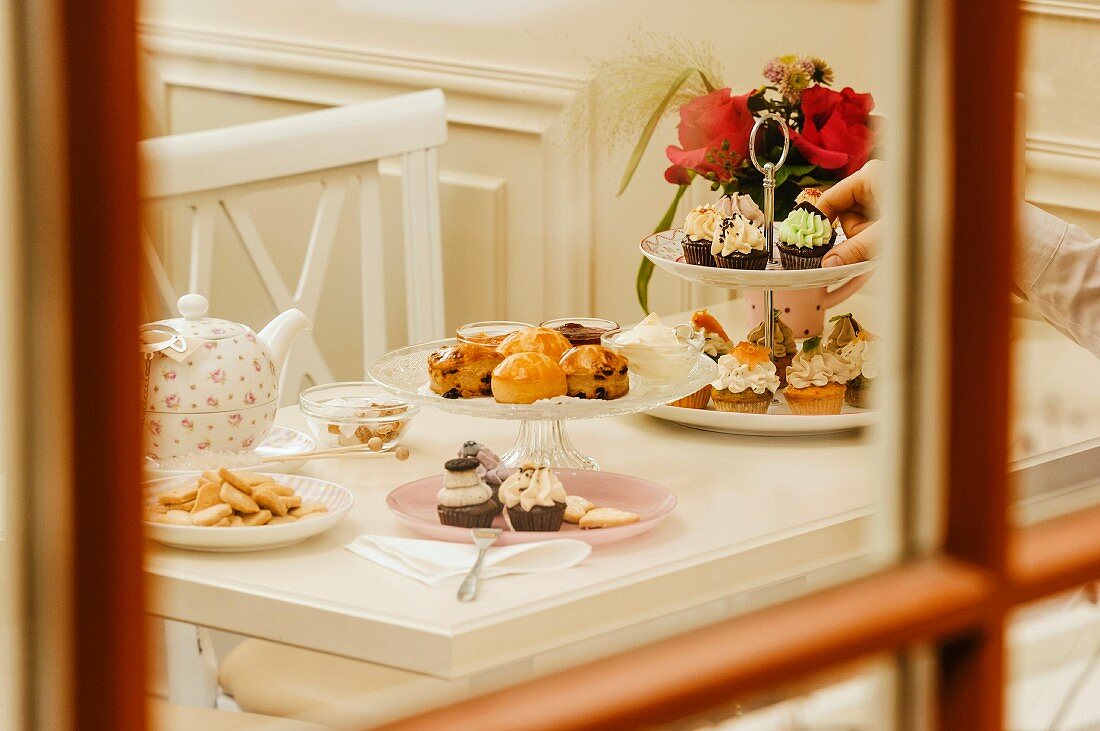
559 345 629 400
491 352 568 404
428 343 504 399
579 507 640 529
497 327 572 362
563 495 595 523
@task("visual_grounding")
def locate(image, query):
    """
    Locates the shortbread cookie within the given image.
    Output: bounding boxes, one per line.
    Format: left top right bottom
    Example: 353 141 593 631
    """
279 495 302 510
190 503 233 526
157 485 198 505
218 467 254 495
254 482 294 497
267 515 298 525
563 495 595 524
191 483 224 514
241 509 273 526
289 503 328 519
220 482 260 514
579 507 640 529
233 470 271 487
252 487 288 516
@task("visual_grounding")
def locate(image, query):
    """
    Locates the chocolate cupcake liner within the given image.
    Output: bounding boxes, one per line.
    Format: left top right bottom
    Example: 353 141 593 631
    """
779 246 830 270
437 501 498 528
713 250 769 270
669 384 712 409
711 388 773 414
681 239 716 267
506 502 565 532
845 377 872 408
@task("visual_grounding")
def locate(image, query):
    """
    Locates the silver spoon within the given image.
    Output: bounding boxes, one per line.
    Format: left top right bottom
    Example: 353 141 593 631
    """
457 527 502 602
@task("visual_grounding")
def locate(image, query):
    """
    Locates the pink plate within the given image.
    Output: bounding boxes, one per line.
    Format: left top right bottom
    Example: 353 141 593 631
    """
386 469 677 546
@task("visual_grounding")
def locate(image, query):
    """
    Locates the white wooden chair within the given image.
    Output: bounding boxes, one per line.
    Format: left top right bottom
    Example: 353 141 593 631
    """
143 90 447 712
141 88 448 395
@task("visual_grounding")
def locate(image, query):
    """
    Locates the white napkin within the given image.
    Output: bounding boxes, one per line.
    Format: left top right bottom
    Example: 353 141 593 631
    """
345 535 592 586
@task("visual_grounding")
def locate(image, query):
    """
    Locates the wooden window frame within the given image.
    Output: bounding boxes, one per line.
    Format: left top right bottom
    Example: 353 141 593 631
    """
14 0 1097 728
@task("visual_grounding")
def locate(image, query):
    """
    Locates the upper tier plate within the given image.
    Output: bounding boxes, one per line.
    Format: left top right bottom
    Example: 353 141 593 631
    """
368 338 718 421
641 228 879 290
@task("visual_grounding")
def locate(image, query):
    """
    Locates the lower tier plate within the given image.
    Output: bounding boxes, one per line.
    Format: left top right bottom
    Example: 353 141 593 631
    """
648 392 875 436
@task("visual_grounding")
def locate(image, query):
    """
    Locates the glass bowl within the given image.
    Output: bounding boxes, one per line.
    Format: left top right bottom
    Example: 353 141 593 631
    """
299 382 419 450
455 320 534 347
539 317 621 347
602 325 703 384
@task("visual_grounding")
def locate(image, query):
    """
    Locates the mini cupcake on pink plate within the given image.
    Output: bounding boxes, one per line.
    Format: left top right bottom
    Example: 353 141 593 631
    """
500 463 567 532
783 336 854 415
710 342 780 414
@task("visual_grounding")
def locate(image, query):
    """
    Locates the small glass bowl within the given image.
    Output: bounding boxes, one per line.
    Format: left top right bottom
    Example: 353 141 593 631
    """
539 317 621 347
602 325 703 384
456 320 534 346
299 382 419 450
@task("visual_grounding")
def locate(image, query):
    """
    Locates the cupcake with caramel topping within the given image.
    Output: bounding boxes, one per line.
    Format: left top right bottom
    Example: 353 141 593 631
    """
710 342 780 414
747 311 797 388
783 337 853 415
681 205 722 266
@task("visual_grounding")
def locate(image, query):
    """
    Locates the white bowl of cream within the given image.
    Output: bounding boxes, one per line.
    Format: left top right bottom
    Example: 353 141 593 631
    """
602 314 703 384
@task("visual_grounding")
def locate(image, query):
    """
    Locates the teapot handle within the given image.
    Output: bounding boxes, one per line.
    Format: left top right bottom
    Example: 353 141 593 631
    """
824 272 872 309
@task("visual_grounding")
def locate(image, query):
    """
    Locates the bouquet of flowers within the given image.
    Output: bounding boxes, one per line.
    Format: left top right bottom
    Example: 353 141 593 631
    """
614 53 878 310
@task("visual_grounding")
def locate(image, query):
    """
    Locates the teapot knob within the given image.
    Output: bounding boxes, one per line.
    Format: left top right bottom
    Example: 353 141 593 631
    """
177 293 209 322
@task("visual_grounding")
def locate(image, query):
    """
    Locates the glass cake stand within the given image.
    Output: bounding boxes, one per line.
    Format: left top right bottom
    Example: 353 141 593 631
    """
368 339 718 469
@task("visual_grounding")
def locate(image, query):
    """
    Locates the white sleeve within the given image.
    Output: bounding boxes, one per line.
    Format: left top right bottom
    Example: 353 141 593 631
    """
1016 203 1100 358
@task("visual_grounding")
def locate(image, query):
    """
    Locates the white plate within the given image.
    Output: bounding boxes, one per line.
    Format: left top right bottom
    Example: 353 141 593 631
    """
143 472 353 552
640 229 879 290
143 425 315 478
648 392 876 436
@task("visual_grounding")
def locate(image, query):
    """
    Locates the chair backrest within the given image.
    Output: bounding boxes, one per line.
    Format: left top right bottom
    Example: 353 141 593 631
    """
140 89 447 400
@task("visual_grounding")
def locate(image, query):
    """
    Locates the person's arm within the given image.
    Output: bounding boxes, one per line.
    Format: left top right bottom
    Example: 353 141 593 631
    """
1017 203 1100 357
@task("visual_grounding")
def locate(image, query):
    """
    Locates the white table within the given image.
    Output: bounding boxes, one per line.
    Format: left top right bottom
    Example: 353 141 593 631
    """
143 295 1100 688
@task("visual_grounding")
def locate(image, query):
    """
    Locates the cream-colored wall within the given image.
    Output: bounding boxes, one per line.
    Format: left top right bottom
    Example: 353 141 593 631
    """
138 0 1100 381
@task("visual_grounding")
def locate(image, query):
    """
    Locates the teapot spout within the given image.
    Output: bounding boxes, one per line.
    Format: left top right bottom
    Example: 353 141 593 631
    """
258 309 312 377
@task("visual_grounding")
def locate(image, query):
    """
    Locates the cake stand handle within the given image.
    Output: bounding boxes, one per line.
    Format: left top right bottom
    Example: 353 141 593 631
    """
749 112 791 360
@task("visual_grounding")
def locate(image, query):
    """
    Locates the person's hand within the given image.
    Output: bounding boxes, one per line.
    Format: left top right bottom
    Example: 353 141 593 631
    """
817 160 882 267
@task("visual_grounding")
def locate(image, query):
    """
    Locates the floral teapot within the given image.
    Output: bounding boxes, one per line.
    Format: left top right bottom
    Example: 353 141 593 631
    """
140 294 311 461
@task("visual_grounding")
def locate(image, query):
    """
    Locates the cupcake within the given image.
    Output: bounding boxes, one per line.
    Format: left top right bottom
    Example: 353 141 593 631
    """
747 310 797 388
838 331 878 408
458 441 511 514
710 342 780 414
783 336 853 415
499 463 567 532
714 193 765 227
794 188 824 208
681 205 722 266
437 458 498 528
667 309 730 409
711 214 768 270
824 313 864 353
777 202 836 270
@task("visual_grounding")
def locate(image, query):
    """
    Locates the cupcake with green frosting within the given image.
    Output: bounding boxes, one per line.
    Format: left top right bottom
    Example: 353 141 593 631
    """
777 202 836 270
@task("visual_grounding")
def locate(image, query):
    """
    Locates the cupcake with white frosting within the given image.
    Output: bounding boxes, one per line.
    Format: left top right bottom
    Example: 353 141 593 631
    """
711 214 768 270
783 336 853 415
499 462 567 532
710 342 780 414
838 331 878 408
681 205 722 266
436 458 498 528
714 193 765 227
777 202 837 270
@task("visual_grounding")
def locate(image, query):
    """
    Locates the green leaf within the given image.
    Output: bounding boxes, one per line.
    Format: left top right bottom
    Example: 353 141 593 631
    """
636 184 689 313
617 68 695 197
698 70 716 93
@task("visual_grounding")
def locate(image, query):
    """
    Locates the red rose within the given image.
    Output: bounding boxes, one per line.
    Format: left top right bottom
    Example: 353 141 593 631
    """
665 89 755 185
790 86 875 178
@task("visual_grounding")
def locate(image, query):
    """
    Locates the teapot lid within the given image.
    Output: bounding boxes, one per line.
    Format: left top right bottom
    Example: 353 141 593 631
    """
153 294 247 340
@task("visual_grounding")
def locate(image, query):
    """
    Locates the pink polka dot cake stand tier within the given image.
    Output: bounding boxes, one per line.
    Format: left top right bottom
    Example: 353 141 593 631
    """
386 469 676 546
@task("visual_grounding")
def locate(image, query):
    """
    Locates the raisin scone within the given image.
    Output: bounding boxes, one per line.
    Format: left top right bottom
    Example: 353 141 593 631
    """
559 344 629 400
427 343 503 399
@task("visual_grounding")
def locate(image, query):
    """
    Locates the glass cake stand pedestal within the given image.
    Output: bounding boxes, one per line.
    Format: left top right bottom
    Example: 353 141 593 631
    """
368 339 717 470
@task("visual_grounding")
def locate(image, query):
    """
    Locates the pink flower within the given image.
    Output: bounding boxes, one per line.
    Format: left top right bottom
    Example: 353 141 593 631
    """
203 341 218 350
181 418 194 433
242 391 256 405
148 420 162 436
664 89 756 185
253 359 262 372
227 414 242 426
209 368 226 384
164 394 180 410
206 396 219 408
162 370 177 381
197 439 211 450
241 436 255 449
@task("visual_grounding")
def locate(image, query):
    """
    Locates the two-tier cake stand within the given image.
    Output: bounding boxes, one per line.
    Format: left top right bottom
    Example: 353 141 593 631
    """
639 114 879 436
